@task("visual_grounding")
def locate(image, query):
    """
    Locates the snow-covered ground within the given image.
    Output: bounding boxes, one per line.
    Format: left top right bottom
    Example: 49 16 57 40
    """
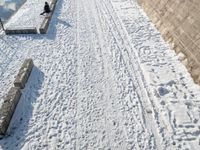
0 0 200 149
0 0 26 21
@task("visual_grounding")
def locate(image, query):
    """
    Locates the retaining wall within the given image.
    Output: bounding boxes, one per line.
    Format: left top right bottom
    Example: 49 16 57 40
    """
138 0 200 84
5 28 37 34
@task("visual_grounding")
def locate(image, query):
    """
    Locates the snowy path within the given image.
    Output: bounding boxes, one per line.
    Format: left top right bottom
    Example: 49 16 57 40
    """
111 0 200 149
75 0 156 149
0 0 200 149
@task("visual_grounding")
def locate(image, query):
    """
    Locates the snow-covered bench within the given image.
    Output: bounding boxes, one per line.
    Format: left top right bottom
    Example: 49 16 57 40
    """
39 17 51 34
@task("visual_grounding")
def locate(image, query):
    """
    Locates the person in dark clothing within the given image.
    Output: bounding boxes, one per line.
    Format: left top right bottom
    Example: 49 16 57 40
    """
0 18 5 31
40 2 51 15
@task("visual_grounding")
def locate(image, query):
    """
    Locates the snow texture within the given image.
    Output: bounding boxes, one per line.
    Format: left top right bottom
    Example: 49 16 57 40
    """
0 0 200 149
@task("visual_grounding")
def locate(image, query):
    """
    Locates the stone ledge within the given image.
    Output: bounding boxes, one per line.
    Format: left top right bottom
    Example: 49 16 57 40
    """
0 87 21 135
51 0 57 4
14 59 34 89
39 18 50 34
5 28 37 35
39 0 58 34
50 0 57 12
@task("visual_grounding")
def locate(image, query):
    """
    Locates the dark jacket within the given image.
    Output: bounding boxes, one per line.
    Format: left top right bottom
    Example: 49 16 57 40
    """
44 3 51 13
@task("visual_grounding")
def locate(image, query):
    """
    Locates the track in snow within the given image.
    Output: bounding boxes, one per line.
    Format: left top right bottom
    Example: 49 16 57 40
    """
0 0 156 149
75 0 156 149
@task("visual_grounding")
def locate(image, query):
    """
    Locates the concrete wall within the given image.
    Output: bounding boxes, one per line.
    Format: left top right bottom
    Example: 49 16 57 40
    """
5 28 37 34
138 0 200 84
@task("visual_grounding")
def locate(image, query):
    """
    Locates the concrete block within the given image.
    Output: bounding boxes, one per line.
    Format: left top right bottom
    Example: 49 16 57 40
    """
14 59 34 89
39 18 50 34
191 68 200 81
39 0 58 34
51 0 57 4
0 87 21 135
39 9 53 34
0 120 9 135
5 28 37 34
50 3 56 13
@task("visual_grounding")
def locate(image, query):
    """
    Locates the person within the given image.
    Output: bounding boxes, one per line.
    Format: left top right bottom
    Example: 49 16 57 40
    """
40 2 51 15
0 18 5 31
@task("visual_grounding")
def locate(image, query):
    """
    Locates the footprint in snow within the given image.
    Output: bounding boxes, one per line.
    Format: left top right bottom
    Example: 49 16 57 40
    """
158 87 169 96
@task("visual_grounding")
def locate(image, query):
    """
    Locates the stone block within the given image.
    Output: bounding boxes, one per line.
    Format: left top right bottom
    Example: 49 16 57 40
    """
14 59 34 89
5 28 37 35
39 0 57 34
0 87 21 135
50 3 56 13
51 0 57 4
39 18 50 34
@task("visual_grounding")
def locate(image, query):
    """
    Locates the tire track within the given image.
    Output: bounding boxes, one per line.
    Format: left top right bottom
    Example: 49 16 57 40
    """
95 0 165 149
78 0 157 149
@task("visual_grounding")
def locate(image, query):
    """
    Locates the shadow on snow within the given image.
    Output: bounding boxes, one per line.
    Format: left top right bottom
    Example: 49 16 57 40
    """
0 66 44 150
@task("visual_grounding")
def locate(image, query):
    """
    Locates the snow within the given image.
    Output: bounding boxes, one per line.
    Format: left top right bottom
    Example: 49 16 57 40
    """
5 0 51 28
0 0 200 149
0 0 26 21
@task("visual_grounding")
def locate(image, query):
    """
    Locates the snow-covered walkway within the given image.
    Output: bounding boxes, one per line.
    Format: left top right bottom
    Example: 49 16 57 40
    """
0 0 200 149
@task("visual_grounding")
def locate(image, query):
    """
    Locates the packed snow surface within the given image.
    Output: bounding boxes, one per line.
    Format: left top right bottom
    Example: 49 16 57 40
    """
0 0 200 149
